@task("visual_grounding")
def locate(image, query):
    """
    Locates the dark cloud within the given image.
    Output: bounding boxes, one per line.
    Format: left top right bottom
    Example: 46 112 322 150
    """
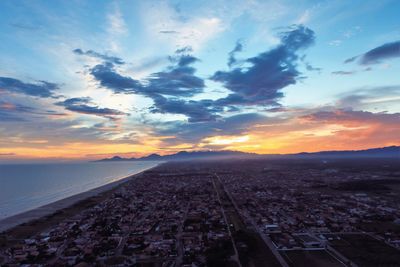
145 61 204 97
228 40 243 67
0 77 58 98
157 113 268 144
175 46 193 54
305 62 322 72
56 97 126 118
73 48 125 65
211 25 315 107
90 54 204 98
89 52 209 122
360 41 400 65
177 55 198 66
332 70 355 75
344 56 358 64
344 41 400 65
149 95 220 122
90 62 142 94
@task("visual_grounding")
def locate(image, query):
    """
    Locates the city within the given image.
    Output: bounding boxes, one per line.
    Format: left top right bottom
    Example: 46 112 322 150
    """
1 158 399 266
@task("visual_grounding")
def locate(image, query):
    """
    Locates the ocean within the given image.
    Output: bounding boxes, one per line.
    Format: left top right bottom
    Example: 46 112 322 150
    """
0 161 160 219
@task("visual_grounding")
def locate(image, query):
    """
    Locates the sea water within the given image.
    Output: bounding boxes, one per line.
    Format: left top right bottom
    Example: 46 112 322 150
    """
0 161 159 219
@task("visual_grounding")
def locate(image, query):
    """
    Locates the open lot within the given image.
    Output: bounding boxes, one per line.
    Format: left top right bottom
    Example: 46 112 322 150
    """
281 250 344 267
326 233 400 267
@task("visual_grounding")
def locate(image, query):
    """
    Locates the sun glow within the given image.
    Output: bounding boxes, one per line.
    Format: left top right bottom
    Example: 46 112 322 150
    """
201 135 250 146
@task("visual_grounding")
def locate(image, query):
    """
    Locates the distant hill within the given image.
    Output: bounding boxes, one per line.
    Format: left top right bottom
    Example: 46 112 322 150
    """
293 146 400 159
96 150 258 162
96 146 399 162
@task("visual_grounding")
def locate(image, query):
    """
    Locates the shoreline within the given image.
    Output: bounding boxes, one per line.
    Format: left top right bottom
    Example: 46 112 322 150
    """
0 163 161 234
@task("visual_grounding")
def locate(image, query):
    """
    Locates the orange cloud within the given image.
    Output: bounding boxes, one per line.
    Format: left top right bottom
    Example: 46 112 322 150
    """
2 109 399 160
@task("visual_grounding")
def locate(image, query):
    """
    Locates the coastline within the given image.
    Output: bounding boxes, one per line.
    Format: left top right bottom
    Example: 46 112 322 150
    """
0 163 162 235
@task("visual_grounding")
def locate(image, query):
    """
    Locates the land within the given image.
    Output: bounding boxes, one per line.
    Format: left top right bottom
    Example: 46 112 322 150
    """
1 158 399 266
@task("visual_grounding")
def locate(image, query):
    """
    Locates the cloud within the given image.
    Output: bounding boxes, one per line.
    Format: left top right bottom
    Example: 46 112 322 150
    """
343 56 358 64
0 77 59 98
73 48 124 65
90 52 204 98
90 62 142 94
0 98 67 122
141 1 224 51
175 46 193 54
0 111 25 122
55 97 126 118
145 55 204 97
228 40 243 67
343 26 361 39
107 5 127 35
0 153 15 156
128 56 168 75
106 4 127 51
211 25 315 107
10 22 41 31
331 70 355 75
149 95 220 122
329 40 342 46
360 41 400 65
329 26 361 47
89 52 210 122
297 10 311 24
301 109 400 126
336 85 400 110
297 109 400 148
0 101 35 113
159 30 179 34
305 63 321 72
301 55 321 72
89 25 316 122
345 41 400 65
157 113 268 144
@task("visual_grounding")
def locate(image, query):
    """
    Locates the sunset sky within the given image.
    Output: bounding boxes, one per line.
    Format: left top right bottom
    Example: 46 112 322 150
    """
0 0 399 161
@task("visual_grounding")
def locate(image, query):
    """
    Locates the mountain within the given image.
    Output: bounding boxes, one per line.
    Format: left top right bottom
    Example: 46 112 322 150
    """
293 146 400 158
96 146 399 162
96 150 257 162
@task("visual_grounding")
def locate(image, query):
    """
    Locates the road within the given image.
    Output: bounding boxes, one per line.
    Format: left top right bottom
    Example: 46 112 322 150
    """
213 173 285 267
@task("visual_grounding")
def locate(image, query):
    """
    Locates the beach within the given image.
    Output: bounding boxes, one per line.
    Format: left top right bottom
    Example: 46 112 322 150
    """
0 164 160 238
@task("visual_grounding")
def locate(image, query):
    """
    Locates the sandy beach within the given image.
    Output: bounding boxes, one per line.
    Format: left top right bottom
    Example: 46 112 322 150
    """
0 164 160 236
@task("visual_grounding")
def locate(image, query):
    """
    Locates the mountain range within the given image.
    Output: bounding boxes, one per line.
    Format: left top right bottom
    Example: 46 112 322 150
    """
96 146 399 162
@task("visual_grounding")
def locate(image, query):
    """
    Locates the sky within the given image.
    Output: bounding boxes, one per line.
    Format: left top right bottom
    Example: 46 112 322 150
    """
0 0 399 161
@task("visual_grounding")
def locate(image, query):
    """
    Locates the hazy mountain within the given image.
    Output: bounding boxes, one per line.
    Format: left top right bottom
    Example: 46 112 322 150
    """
96 150 257 162
96 146 399 162
293 146 399 158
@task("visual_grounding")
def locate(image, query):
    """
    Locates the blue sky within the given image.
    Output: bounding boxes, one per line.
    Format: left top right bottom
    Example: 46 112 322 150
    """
0 0 399 160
